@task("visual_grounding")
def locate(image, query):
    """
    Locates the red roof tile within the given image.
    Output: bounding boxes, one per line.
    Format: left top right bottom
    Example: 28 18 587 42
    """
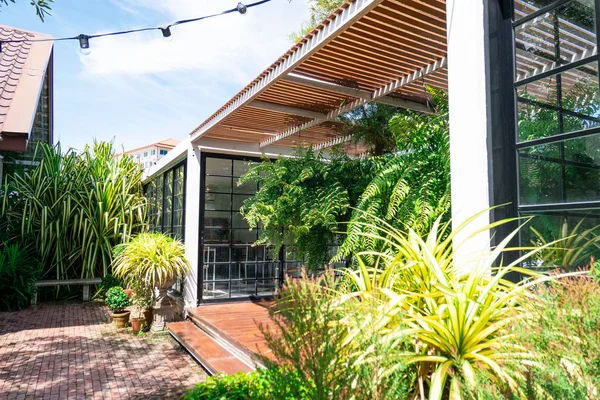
0 25 52 134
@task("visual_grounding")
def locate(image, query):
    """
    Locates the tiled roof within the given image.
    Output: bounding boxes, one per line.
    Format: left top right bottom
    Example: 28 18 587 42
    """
0 27 34 132
0 25 52 135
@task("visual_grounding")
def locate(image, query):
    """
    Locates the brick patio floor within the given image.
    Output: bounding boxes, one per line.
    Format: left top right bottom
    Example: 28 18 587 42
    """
0 303 207 399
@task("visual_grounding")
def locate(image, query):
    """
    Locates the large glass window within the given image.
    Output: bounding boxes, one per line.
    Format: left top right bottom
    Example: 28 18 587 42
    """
201 155 281 300
143 161 186 240
513 0 600 270
143 161 187 294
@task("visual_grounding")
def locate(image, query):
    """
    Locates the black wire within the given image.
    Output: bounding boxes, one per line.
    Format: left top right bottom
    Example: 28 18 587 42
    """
0 0 273 44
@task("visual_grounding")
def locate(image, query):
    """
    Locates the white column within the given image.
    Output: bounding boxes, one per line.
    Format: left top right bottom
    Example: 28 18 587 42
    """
446 0 491 269
183 144 201 309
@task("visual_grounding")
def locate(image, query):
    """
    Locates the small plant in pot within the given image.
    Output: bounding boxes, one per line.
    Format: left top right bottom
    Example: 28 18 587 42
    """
129 279 153 334
113 233 190 331
105 286 130 328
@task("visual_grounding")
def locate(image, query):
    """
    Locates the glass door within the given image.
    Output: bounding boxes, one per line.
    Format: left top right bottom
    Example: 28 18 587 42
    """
201 154 281 301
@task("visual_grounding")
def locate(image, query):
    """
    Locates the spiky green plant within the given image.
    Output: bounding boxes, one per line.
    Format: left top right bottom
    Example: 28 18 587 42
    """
529 218 600 270
336 210 572 400
112 232 190 289
0 142 146 280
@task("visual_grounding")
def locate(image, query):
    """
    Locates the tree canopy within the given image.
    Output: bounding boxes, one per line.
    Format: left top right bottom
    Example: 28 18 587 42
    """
290 0 343 42
0 0 53 21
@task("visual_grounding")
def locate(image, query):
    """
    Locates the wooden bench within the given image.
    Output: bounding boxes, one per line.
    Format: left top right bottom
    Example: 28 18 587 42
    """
31 278 102 305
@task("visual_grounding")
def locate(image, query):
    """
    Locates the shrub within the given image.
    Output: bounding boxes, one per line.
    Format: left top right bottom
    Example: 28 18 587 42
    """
260 269 413 400
93 274 122 299
105 286 129 313
183 368 313 400
0 242 40 311
0 142 146 281
513 274 600 399
183 373 257 400
336 212 563 400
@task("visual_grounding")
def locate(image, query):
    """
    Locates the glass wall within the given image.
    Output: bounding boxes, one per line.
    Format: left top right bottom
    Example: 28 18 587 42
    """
144 161 187 293
201 154 281 300
145 161 186 240
513 0 600 269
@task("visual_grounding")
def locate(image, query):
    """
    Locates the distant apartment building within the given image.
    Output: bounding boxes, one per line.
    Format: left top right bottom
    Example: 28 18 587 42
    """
120 138 180 170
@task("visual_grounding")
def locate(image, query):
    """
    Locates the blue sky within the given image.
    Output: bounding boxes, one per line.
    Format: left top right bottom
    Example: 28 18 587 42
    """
3 0 310 152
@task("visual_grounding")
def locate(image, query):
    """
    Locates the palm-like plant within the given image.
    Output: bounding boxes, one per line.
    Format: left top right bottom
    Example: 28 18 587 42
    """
336 210 573 400
112 232 190 331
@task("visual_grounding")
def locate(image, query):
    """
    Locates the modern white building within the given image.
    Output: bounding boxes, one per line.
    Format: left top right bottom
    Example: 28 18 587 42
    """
119 138 180 171
144 0 600 312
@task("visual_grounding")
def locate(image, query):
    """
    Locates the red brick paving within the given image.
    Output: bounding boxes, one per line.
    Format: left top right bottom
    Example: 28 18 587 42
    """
0 303 206 399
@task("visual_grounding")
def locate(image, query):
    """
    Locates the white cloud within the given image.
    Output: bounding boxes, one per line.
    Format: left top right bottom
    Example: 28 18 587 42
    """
80 0 309 85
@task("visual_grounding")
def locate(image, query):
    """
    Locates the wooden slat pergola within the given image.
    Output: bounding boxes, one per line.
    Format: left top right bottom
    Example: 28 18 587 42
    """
189 0 448 154
186 0 596 154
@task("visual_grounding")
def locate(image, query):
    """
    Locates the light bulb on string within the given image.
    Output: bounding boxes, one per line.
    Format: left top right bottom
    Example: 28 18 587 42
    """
160 25 173 43
237 2 247 15
78 34 91 56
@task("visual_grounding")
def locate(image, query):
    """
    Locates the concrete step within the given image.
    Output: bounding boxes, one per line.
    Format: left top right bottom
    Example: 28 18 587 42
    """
168 321 255 376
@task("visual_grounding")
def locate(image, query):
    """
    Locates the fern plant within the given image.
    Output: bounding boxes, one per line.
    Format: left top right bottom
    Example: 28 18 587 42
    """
239 147 374 268
336 88 450 262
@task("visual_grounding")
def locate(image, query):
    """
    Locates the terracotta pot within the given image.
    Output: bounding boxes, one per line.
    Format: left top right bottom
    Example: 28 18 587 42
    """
143 308 153 330
111 310 130 328
123 289 133 299
131 317 144 334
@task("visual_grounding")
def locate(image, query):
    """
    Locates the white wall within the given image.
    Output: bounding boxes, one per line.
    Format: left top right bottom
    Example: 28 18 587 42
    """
183 143 201 309
446 0 492 270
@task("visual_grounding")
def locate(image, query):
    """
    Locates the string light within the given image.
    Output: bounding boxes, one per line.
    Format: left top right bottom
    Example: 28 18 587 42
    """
0 1 270 54
77 34 91 55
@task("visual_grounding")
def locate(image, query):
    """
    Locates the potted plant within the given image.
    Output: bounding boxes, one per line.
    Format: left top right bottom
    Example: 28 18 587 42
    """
105 286 130 328
113 233 190 331
129 279 153 334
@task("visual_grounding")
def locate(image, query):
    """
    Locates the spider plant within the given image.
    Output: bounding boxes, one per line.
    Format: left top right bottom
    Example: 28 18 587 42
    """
112 232 190 331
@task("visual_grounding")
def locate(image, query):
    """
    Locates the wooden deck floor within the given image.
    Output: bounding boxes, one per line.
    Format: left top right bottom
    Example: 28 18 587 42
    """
188 301 277 362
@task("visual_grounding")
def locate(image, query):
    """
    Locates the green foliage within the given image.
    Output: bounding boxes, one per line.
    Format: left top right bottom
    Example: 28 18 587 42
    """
183 369 314 400
0 242 40 311
528 217 600 270
239 147 374 268
105 286 129 312
0 0 53 21
129 278 153 318
261 269 413 400
340 103 402 156
289 0 343 42
0 142 147 281
337 88 450 261
112 232 190 289
514 274 600 399
93 274 123 300
335 211 566 400
261 270 355 399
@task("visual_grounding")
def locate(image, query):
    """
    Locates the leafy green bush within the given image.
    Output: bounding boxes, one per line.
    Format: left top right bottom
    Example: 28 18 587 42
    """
93 274 123 299
105 286 129 313
260 269 412 400
183 368 313 400
514 274 600 399
183 373 257 400
0 242 40 311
